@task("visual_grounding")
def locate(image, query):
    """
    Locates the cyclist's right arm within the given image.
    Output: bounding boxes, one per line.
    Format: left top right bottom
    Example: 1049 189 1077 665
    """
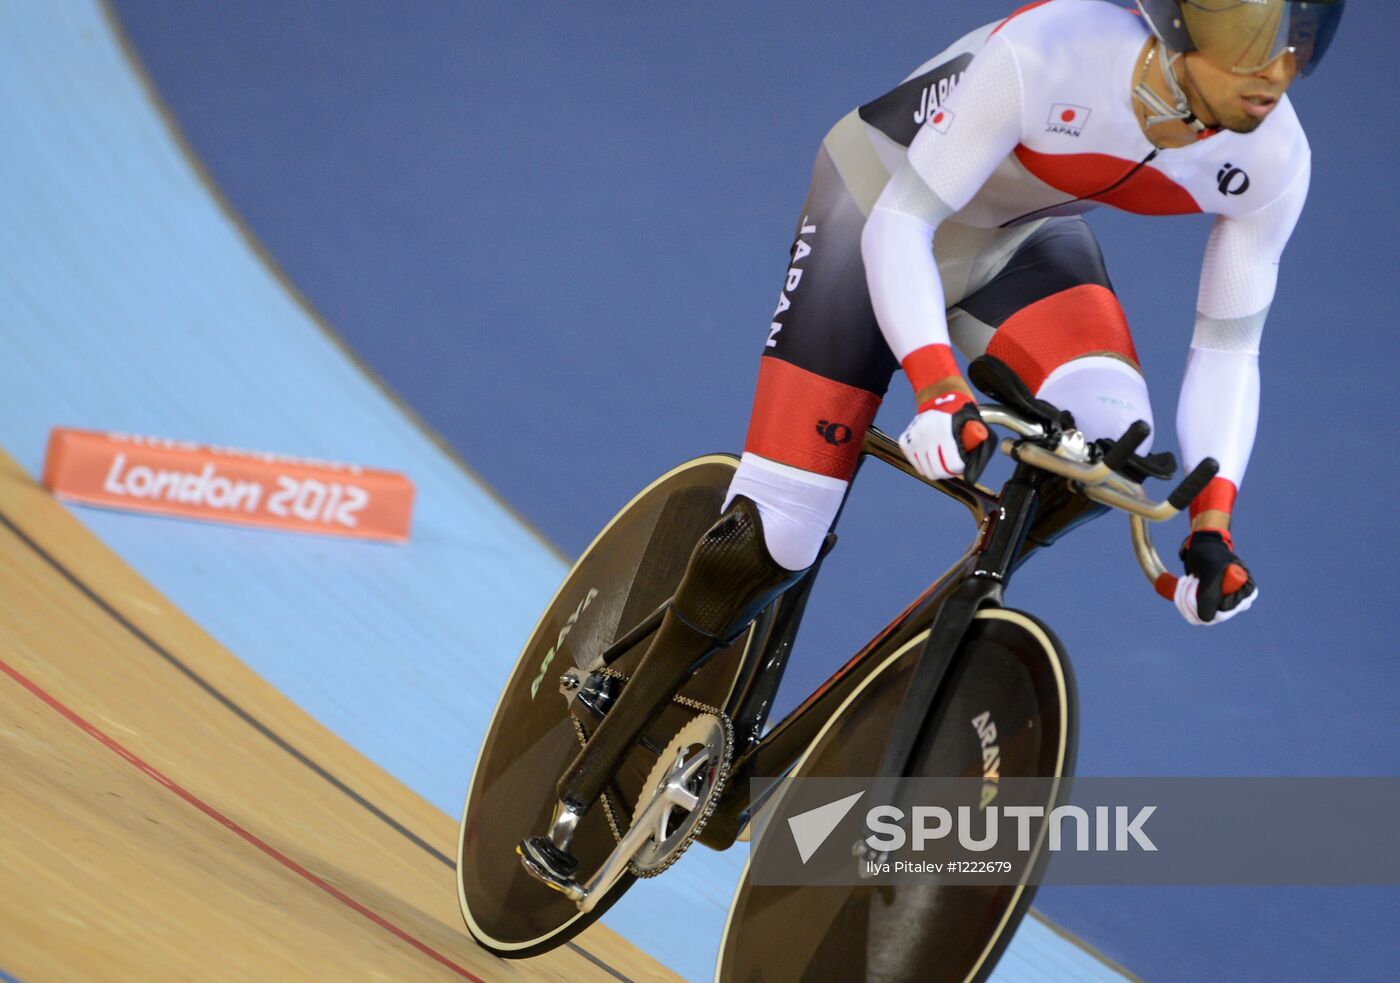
861 32 1025 478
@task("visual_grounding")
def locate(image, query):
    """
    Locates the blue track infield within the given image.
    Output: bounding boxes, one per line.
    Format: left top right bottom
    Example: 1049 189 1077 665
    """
18 0 1400 978
0 5 1140 980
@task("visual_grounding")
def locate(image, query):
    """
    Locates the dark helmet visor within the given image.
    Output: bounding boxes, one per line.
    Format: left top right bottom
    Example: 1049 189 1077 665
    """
1139 0 1345 77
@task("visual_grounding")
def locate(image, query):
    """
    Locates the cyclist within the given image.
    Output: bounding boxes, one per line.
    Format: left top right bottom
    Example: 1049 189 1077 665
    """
523 0 1343 880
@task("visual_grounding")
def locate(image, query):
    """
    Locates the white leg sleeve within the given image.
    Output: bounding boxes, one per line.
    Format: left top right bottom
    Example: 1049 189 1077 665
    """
722 453 848 572
1035 355 1155 450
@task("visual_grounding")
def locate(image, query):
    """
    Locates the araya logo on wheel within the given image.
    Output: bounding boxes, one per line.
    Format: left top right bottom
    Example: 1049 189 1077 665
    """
972 711 1002 808
529 588 599 699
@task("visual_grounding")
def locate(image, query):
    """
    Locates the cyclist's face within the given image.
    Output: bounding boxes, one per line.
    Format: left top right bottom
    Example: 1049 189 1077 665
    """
1183 49 1298 133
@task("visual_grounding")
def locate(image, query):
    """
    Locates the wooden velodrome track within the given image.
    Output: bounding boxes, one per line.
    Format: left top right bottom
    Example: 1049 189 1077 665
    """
0 449 677 982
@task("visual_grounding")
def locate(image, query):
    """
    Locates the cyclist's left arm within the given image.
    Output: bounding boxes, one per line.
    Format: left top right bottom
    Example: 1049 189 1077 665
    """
1173 151 1310 624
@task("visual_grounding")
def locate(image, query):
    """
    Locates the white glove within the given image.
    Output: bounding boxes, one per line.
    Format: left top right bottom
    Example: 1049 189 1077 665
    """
899 407 967 481
1173 574 1259 626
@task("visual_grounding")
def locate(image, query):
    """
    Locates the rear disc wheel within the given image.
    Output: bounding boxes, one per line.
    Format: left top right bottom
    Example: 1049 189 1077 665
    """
456 455 760 957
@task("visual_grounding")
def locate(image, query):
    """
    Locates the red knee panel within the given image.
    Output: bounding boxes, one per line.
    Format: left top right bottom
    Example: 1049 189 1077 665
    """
744 357 881 480
985 284 1140 393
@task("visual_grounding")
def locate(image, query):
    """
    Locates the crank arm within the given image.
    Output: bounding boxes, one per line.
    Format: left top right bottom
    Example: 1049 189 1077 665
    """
520 774 692 913
579 776 694 912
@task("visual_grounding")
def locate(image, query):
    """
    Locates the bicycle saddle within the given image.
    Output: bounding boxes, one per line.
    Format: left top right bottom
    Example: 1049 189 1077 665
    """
969 354 1180 484
967 354 1066 431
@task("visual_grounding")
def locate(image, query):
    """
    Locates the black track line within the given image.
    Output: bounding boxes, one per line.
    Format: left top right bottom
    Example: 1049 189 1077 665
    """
0 509 452 864
0 508 634 983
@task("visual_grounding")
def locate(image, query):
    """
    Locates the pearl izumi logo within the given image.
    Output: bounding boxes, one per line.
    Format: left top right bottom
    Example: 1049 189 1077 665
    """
815 420 853 446
1046 103 1091 136
1217 163 1250 196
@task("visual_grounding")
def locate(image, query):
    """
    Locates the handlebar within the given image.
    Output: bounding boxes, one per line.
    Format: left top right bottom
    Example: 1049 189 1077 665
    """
978 405 1212 601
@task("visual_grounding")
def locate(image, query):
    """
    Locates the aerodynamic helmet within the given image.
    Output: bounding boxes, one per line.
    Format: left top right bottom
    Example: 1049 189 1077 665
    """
1135 0 1345 76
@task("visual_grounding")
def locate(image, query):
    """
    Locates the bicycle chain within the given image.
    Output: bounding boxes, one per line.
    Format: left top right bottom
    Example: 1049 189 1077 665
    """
568 664 733 879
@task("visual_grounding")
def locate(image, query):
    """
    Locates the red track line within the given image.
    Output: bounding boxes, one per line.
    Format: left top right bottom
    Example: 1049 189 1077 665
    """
0 656 486 983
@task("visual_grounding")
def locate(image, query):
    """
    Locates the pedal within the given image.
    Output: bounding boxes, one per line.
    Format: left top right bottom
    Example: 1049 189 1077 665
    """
515 712 732 914
853 839 888 879
517 836 587 903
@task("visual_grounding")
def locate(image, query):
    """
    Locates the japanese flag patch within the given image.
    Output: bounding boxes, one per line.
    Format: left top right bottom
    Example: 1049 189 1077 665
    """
926 106 956 134
1047 103 1091 134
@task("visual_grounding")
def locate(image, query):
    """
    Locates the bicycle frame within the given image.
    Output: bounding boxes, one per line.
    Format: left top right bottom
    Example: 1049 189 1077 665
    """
498 353 1212 934
695 423 1097 850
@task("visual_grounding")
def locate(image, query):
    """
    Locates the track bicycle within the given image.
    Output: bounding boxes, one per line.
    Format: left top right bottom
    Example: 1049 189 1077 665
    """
456 354 1219 981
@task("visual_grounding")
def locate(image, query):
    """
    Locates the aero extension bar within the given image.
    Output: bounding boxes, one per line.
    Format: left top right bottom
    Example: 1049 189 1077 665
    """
860 407 1215 603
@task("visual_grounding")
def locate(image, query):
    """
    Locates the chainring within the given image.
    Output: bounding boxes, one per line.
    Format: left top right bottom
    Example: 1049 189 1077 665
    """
626 712 732 876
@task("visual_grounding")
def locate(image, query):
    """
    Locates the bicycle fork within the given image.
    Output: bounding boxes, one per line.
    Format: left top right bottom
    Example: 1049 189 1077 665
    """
857 464 1042 869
